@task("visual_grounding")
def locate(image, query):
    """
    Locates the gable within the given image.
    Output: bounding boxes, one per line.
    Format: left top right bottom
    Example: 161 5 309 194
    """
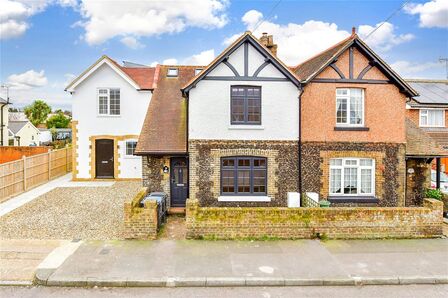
295 35 417 97
182 32 300 94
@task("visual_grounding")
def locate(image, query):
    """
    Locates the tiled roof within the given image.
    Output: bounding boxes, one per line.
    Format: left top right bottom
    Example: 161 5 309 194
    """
8 121 29 135
406 79 448 106
0 96 7 104
406 119 447 157
135 65 198 154
294 35 354 82
108 57 157 90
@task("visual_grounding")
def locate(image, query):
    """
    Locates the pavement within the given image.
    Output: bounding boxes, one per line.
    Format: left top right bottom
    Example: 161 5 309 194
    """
0 239 67 286
32 238 448 287
0 173 115 217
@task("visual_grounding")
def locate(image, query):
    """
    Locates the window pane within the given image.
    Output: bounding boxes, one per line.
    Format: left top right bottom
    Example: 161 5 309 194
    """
253 169 266 193
167 68 178 76
349 95 363 124
126 141 137 155
361 169 372 194
253 158 266 168
231 98 245 122
99 96 108 114
109 89 120 115
222 170 235 193
427 110 444 126
222 159 235 167
336 98 347 124
344 168 357 194
336 89 348 96
238 159 250 167
360 159 372 166
237 170 250 193
330 168 342 193
330 159 342 166
247 98 261 123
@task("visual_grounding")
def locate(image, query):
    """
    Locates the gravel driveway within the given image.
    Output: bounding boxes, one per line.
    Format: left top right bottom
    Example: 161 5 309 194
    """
0 181 141 240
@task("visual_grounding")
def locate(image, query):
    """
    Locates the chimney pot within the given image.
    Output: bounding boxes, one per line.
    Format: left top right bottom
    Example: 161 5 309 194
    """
262 32 268 36
352 27 356 35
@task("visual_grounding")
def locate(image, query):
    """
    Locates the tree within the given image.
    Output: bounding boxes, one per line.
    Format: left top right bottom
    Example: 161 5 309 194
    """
46 111 70 128
24 100 51 126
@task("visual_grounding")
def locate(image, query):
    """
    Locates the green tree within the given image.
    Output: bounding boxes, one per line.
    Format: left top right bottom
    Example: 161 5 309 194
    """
24 100 51 126
46 111 70 128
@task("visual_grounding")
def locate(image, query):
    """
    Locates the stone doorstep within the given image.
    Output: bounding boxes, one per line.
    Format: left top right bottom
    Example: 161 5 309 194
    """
34 274 448 288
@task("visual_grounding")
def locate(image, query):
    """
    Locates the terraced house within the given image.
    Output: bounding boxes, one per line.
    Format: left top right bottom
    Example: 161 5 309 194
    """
68 29 446 209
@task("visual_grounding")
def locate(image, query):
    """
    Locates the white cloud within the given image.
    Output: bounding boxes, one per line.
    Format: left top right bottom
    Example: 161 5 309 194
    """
0 0 76 39
390 60 445 79
183 49 215 65
77 0 228 45
224 10 415 65
224 10 350 64
7 69 48 90
358 22 414 52
150 48 215 67
405 0 448 28
120 36 145 49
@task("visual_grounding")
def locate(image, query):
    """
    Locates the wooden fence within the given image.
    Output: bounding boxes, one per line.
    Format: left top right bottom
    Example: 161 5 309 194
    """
0 147 72 202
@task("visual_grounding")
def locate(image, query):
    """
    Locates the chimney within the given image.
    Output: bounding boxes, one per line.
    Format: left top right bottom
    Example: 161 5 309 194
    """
351 26 357 36
259 32 278 56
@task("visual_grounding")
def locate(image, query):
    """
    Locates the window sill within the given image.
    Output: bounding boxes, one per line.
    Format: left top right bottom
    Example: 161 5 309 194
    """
228 125 264 130
218 196 271 202
97 115 121 118
334 126 369 131
328 196 378 204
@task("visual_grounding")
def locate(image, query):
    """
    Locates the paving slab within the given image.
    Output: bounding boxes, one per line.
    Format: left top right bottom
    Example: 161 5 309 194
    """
40 238 448 287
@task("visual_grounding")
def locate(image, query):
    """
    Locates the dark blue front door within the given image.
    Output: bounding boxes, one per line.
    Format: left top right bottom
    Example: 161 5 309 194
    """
170 157 188 207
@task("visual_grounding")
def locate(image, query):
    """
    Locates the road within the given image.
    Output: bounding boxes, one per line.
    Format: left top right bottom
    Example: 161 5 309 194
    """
1 285 447 298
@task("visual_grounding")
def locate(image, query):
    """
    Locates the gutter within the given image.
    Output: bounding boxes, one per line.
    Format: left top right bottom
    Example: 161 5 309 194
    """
298 87 304 195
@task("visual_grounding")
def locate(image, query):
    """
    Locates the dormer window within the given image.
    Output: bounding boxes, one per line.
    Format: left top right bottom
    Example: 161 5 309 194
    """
167 68 178 77
195 68 203 76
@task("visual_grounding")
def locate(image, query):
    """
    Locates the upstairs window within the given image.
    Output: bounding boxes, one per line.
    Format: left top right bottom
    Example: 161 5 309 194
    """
336 88 364 126
330 158 375 196
420 109 445 127
98 88 120 116
221 157 267 195
231 86 261 125
167 68 178 77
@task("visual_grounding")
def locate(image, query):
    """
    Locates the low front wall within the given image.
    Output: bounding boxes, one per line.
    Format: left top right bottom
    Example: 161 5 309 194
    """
186 198 443 240
124 188 158 240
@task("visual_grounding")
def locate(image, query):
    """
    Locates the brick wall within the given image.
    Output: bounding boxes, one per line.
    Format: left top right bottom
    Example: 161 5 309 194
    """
188 140 299 207
124 187 158 239
186 198 443 240
302 142 406 206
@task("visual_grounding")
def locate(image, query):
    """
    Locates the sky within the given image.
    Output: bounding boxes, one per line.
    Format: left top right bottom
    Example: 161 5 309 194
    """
0 0 447 111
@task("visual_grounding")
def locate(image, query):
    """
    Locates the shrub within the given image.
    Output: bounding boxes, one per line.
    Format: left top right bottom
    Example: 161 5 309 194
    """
425 188 443 200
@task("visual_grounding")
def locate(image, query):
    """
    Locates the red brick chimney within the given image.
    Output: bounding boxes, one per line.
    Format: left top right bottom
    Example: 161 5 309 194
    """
259 32 278 56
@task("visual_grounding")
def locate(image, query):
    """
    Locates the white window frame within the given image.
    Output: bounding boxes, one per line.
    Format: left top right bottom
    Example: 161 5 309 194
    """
335 88 365 127
419 109 445 127
167 68 178 77
97 88 121 117
329 158 375 197
194 68 203 76
124 140 138 158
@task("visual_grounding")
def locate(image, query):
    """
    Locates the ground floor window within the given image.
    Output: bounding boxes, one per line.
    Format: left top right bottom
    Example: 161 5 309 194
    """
221 156 267 195
125 141 137 156
329 158 375 196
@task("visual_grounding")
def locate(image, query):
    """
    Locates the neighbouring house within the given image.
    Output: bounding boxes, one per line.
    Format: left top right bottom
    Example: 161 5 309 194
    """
8 120 40 146
0 96 9 146
134 29 421 209
405 79 448 198
66 56 156 180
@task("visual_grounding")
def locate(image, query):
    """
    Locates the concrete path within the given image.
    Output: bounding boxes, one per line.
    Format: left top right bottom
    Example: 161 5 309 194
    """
0 173 115 217
35 238 448 287
0 239 67 285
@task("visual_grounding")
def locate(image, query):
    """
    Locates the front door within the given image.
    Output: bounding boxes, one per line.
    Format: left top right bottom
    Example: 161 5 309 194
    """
170 157 188 207
95 139 114 178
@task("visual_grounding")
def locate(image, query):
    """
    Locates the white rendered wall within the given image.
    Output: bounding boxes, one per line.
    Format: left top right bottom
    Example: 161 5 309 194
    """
71 63 151 178
189 42 300 141
118 138 142 178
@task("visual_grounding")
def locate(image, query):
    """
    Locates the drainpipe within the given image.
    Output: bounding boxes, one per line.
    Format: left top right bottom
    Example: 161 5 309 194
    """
298 87 304 195
0 99 11 146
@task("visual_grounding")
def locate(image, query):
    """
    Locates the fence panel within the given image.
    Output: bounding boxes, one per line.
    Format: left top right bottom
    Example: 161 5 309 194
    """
0 147 72 202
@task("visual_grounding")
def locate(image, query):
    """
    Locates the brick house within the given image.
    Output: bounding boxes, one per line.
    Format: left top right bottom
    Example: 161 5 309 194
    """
133 29 444 209
404 79 448 199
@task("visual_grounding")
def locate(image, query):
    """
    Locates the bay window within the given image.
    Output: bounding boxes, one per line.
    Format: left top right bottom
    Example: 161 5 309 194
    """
419 109 445 127
329 158 375 196
336 88 364 126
